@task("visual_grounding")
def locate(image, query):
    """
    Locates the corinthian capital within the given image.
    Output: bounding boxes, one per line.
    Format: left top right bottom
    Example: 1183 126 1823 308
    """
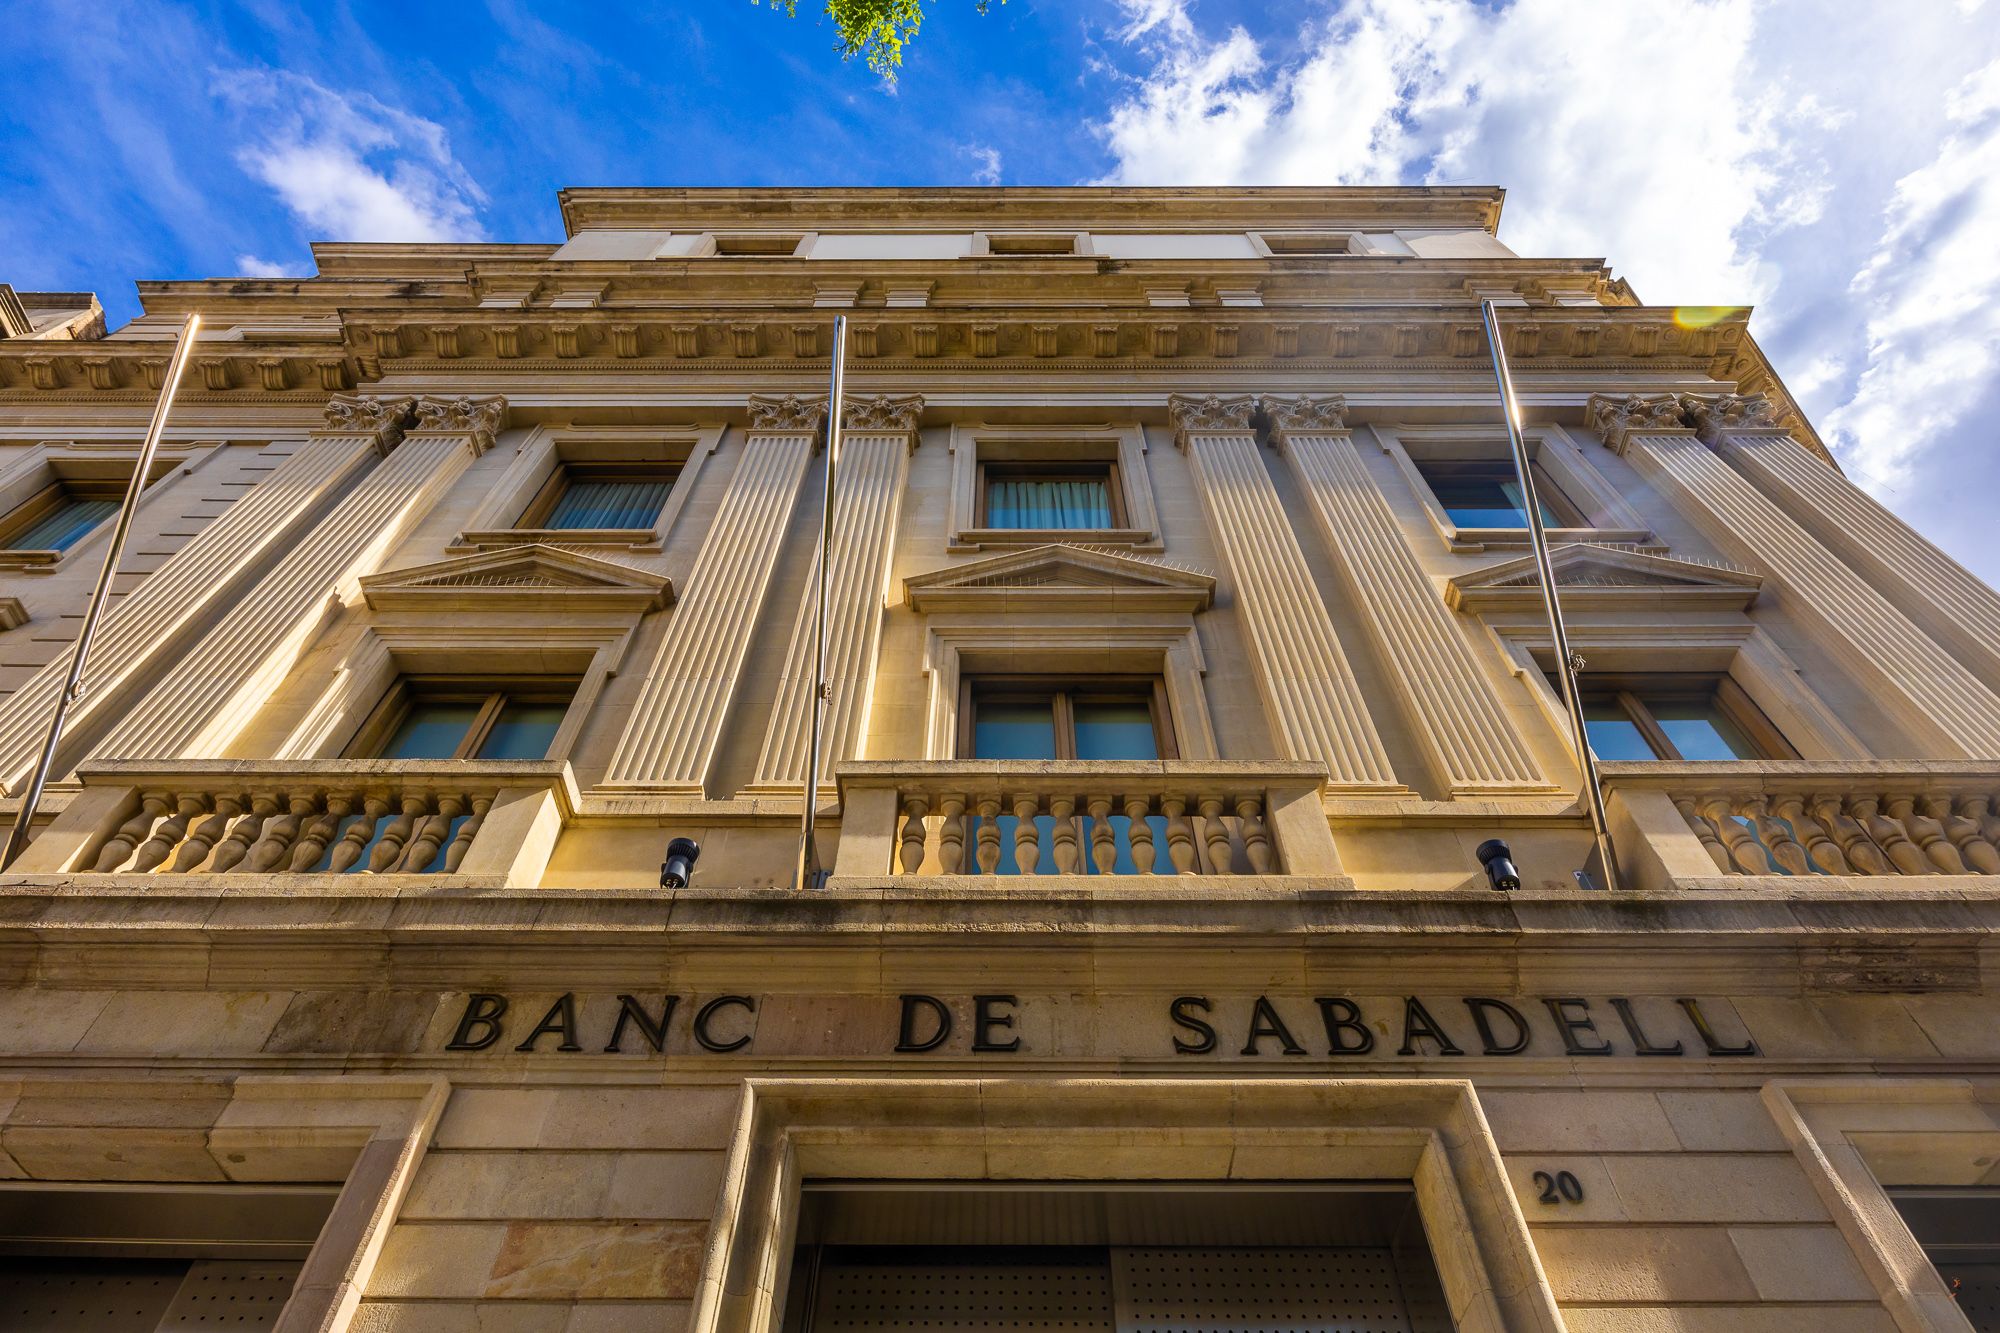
1586 392 1687 454
747 393 829 434
844 393 924 435
412 394 509 455
1258 394 1348 438
1679 391 1781 443
320 394 416 449
1166 393 1257 449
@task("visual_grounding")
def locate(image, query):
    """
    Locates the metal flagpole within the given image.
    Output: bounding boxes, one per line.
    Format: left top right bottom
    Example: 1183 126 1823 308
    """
1479 300 1621 891
794 313 849 892
1 312 203 872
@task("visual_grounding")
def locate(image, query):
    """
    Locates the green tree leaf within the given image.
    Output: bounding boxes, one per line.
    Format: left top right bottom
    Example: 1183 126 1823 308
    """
757 0 994 80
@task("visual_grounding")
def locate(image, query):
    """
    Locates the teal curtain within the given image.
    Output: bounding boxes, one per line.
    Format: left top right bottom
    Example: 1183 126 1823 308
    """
988 478 1111 529
546 479 672 530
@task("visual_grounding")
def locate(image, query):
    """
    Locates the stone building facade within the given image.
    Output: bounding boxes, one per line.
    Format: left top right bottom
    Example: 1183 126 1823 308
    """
0 186 1995 1332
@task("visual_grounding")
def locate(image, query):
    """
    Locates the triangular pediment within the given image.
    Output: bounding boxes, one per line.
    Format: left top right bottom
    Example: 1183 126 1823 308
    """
905 544 1214 612
361 543 672 612
1447 543 1761 611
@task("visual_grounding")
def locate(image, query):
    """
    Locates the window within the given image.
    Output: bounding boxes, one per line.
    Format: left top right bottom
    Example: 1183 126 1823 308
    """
983 232 1078 255
980 463 1122 531
1414 458 1583 530
711 232 805 256
1888 1188 2000 1327
347 678 578 761
1567 675 1796 761
1257 231 1352 255
516 464 678 532
0 483 119 552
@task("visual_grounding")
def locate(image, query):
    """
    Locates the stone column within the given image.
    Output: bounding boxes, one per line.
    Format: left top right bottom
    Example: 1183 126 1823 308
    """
1686 391 2000 697
1264 395 1550 794
0 395 412 792
86 395 505 763
1167 394 1399 790
1590 393 2000 757
751 395 921 794
604 395 824 790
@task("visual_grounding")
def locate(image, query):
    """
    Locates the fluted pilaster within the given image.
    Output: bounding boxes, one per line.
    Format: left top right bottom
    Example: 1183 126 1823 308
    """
752 396 920 792
604 396 826 789
86 396 500 763
1686 392 2000 697
1588 393 2000 757
1264 395 1549 793
1167 394 1398 789
0 395 414 792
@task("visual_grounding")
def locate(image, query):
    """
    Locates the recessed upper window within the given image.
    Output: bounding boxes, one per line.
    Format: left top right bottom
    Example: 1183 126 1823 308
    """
1569 675 1794 762
964 678 1174 762
0 483 118 553
1415 459 1583 531
980 462 1122 531
349 678 579 761
710 232 805 256
1257 231 1352 255
984 232 1078 255
517 465 679 532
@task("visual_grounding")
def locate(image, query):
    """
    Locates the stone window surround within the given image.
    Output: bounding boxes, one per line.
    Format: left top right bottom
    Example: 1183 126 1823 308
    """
1372 423 1655 554
449 423 724 554
920 620 1216 762
274 622 638 764
0 438 199 572
691 1077 1564 1333
0 1073 445 1333
944 422 1161 553
1488 620 1871 764
1764 1079 2000 1333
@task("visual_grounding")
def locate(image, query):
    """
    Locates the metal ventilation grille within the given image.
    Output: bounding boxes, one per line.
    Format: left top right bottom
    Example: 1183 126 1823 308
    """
1113 1248 1415 1333
0 1260 188 1333
815 1262 1116 1331
1938 1263 2000 1331
157 1261 299 1329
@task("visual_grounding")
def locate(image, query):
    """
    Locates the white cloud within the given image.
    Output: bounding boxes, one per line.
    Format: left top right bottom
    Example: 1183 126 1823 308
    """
214 68 487 242
965 145 1004 186
235 253 302 278
1823 59 2000 490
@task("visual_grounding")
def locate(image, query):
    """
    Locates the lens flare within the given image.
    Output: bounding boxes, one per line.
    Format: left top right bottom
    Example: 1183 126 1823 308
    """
1672 306 1747 329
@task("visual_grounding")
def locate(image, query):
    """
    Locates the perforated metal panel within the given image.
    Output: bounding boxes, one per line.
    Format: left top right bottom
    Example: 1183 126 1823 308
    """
814 1262 1116 1332
156 1260 299 1329
1113 1248 1415 1333
0 1259 188 1332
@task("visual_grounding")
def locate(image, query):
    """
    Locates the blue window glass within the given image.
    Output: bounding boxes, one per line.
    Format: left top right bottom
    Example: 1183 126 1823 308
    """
543 477 673 530
1418 460 1568 529
7 494 118 552
1580 701 1658 761
475 703 566 759
379 702 481 759
986 474 1112 529
1653 699 1760 761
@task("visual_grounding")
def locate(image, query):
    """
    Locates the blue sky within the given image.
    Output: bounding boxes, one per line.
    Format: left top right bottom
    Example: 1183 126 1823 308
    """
4 0 1998 584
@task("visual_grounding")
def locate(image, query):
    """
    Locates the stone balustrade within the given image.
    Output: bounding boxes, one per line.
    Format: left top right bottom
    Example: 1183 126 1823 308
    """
11 759 576 886
832 761 1339 878
1602 761 2000 887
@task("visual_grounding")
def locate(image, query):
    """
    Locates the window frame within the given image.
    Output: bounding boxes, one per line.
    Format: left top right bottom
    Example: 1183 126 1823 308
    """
1574 672 1798 762
0 478 123 552
958 675 1178 761
974 459 1127 531
945 423 1160 552
1409 456 1589 531
513 460 682 531
344 675 582 762
450 423 723 554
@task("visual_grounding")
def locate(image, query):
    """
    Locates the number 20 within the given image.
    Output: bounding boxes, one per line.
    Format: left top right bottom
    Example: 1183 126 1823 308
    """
1532 1170 1584 1204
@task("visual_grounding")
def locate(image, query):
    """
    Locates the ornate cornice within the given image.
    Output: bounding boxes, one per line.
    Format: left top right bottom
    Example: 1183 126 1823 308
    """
843 393 924 435
746 393 829 433
411 394 508 455
318 394 415 450
1586 392 1688 454
1167 393 1257 449
1679 391 1783 444
1259 394 1348 438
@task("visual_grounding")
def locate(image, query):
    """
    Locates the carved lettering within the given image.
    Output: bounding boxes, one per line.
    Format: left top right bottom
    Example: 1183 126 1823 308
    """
605 994 678 1054
694 995 755 1053
1315 997 1373 1055
1241 996 1306 1056
446 992 509 1051
1170 996 1217 1055
514 993 582 1053
1464 998 1532 1056
896 993 953 1052
1678 997 1759 1056
1397 997 1464 1056
973 994 1021 1053
1610 997 1683 1056
1542 998 1613 1056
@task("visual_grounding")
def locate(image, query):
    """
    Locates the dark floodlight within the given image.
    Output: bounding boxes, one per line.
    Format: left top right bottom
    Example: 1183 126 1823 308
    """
661 837 701 889
1476 838 1521 892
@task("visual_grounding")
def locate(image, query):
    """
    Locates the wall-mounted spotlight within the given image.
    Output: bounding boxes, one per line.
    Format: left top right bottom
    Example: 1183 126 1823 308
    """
660 837 701 889
1476 838 1521 892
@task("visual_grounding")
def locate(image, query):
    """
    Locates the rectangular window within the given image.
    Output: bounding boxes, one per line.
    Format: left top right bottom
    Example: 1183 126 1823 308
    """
711 232 805 256
1889 1188 2000 1328
979 463 1122 531
985 232 1078 255
1566 674 1795 761
517 465 678 531
0 484 120 552
1258 231 1353 255
348 678 578 761
1414 458 1582 530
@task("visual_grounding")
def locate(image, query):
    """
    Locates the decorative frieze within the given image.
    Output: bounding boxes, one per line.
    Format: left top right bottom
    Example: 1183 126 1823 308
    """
1263 395 1548 793
1168 394 1399 790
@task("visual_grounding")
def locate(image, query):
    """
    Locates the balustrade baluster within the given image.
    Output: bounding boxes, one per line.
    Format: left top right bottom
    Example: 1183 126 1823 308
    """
442 795 491 873
212 793 280 872
1048 796 1079 873
1673 796 1733 872
1955 795 2000 872
1850 795 1931 875
974 797 1002 874
1810 794 1896 876
172 793 246 873
1885 795 1969 874
1011 795 1041 874
329 793 391 873
1922 795 1998 874
246 792 318 872
1087 797 1117 874
290 793 352 871
1697 796 1768 874
94 791 172 872
398 793 462 872
1236 796 1272 874
133 793 208 872
936 795 967 874
1123 796 1156 873
1161 796 1196 874
898 795 930 874
368 795 430 873
1744 797 1812 876
1772 793 1848 874
1198 796 1232 873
